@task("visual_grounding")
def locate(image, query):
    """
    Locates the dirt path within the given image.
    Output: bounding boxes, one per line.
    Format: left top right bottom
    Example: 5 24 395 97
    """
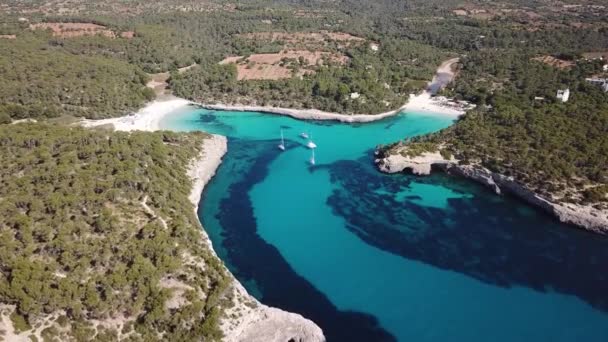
427 57 459 95
140 195 168 229
146 63 198 97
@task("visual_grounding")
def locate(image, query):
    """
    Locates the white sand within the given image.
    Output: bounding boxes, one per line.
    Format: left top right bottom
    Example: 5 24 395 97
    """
402 92 464 117
80 98 190 132
81 92 462 132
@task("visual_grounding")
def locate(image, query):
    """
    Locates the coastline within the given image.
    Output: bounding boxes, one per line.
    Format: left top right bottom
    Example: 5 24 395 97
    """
79 90 465 133
376 152 608 234
193 57 465 121
83 103 325 341
80 96 191 132
74 56 465 338
188 135 324 341
79 56 465 131
194 90 464 122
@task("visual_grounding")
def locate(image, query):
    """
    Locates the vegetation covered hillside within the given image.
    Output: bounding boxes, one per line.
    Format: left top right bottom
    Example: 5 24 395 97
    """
3 0 606 118
0 0 453 117
0 124 232 341
171 39 447 114
0 34 155 121
383 51 608 208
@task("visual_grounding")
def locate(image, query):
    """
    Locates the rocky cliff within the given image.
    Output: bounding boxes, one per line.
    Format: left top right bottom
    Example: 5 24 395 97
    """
376 152 608 234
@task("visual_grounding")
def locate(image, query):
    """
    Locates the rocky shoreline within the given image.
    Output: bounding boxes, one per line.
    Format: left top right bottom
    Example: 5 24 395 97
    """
376 152 608 234
195 103 406 123
188 135 325 341
84 112 325 341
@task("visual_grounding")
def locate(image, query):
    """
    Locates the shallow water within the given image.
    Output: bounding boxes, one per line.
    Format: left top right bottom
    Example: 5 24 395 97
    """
162 106 608 342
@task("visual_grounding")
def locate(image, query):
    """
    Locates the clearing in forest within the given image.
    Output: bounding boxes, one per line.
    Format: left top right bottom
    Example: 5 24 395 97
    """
220 50 348 80
222 31 367 80
532 55 576 69
29 22 134 39
238 31 366 50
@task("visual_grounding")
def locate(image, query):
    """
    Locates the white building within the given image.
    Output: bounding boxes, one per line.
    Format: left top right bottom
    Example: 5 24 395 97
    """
556 88 570 102
586 78 608 93
350 92 361 99
369 43 379 52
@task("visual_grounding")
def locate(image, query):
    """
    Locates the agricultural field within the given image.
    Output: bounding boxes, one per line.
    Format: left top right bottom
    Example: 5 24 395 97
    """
29 22 134 38
219 50 348 80
220 31 370 80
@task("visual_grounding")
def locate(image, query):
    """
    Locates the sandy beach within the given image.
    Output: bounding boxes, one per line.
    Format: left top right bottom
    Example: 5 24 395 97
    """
80 97 191 131
81 91 464 132
403 92 465 116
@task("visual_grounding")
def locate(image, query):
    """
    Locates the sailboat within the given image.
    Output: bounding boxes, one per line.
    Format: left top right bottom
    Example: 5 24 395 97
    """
306 133 317 149
309 148 316 165
300 131 309 139
278 129 285 151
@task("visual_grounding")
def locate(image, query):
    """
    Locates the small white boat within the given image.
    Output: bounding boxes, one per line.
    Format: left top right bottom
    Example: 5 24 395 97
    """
310 149 316 165
300 132 309 139
306 133 317 149
278 129 285 151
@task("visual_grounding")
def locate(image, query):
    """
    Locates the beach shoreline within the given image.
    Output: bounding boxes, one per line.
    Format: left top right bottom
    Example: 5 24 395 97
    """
80 96 190 132
193 90 465 122
79 57 465 131
79 90 465 132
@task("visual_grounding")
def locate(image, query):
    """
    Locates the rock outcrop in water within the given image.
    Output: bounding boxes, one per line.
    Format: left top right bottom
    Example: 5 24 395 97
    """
376 151 608 234
189 135 325 342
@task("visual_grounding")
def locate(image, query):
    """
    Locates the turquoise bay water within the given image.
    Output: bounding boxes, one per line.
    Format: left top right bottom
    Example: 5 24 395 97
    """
162 106 608 341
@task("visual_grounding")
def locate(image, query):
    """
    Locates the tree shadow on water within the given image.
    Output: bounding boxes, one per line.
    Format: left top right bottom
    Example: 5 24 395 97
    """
325 159 608 312
212 140 396 342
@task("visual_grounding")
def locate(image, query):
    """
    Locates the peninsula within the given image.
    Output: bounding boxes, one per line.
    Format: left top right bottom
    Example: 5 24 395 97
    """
377 51 608 234
0 121 324 341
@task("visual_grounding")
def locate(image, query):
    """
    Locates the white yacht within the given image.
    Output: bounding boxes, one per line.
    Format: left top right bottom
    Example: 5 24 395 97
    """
310 149 316 165
278 129 285 151
306 133 317 149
